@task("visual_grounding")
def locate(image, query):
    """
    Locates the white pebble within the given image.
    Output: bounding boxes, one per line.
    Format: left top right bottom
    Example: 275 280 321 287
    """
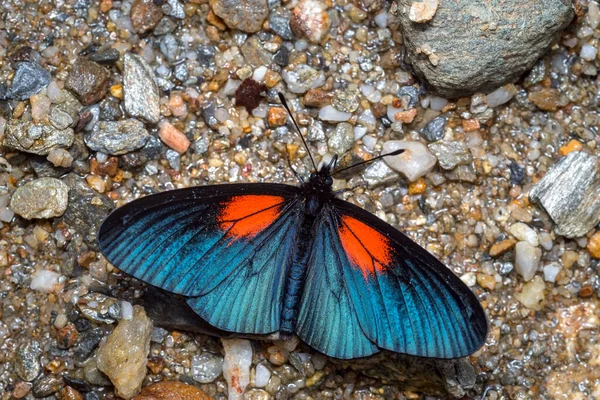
543 262 561 283
252 66 268 82
486 84 517 107
429 96 448 111
121 301 134 320
354 125 367 141
382 140 437 182
509 222 539 247
589 1 600 29
222 79 242 96
54 313 68 329
0 195 10 208
580 44 598 61
254 364 271 388
30 270 60 293
515 275 546 311
222 339 252 400
362 135 377 151
514 241 542 282
319 105 352 122
311 352 327 370
460 272 477 287
538 232 553 251
46 81 66 104
0 207 14 223
357 109 376 132
374 11 388 28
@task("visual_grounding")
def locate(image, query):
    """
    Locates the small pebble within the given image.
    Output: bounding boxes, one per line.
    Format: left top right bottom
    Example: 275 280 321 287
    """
290 0 331 43
158 121 191 154
8 61 52 101
409 0 439 23
515 275 546 311
382 140 437 182
30 270 60 293
222 339 252 400
514 241 542 282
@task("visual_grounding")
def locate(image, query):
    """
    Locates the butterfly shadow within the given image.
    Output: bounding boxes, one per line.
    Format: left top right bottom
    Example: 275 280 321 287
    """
144 286 479 399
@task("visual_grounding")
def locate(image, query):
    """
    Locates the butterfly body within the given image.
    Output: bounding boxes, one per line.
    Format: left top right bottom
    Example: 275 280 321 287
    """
99 160 487 360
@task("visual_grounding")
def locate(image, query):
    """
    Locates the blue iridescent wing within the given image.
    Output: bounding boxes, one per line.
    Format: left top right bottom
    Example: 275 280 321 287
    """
296 200 487 359
98 184 303 334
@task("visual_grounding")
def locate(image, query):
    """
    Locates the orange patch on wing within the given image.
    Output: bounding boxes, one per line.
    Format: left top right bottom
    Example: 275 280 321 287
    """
339 215 393 280
217 195 284 240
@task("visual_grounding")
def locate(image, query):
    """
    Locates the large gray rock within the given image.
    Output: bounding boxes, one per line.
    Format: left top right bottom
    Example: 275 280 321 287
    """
123 53 160 124
3 120 74 155
397 0 574 98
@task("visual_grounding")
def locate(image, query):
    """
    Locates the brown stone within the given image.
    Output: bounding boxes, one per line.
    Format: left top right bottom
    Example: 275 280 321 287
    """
209 0 268 33
489 238 516 257
528 88 565 112
65 57 110 106
56 323 79 349
130 0 163 35
61 386 84 400
133 381 212 400
12 382 32 399
303 88 332 107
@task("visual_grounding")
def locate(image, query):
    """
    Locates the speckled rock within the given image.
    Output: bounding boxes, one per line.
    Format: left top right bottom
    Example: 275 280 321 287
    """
397 0 574 97
282 64 326 94
328 122 354 154
209 0 269 33
530 151 600 238
97 306 153 399
130 0 164 35
15 341 42 382
123 53 161 124
3 120 74 155
65 57 111 105
10 178 69 219
428 140 472 170
84 119 150 155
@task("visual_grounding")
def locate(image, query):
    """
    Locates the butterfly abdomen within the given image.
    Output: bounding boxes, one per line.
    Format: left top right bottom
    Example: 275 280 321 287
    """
280 195 324 334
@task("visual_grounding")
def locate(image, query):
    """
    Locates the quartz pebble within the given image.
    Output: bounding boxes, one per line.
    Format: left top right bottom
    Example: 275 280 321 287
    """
509 223 539 247
486 84 517 107
222 339 252 400
123 53 161 124
291 0 331 43
543 262 561 283
382 141 437 182
515 275 546 311
319 105 351 122
192 352 223 383
30 270 60 292
10 178 69 219
254 364 271 388
97 306 153 399
514 241 542 282
282 65 326 94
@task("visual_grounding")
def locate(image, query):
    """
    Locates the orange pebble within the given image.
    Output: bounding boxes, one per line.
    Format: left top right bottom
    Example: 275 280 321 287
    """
408 178 427 195
559 139 583 156
587 231 600 259
159 121 191 154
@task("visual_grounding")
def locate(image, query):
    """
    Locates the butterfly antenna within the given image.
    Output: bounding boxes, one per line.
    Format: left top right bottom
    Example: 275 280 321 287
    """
278 92 317 171
330 149 405 177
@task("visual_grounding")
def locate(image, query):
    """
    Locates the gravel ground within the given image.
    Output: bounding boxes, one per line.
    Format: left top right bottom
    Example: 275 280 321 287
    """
1 0 600 399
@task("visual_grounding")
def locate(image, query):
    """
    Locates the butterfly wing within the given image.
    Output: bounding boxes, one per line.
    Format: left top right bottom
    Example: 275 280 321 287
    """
98 183 303 334
296 199 488 359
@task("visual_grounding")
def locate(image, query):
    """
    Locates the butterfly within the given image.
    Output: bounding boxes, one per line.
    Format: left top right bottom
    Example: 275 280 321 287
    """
98 95 488 360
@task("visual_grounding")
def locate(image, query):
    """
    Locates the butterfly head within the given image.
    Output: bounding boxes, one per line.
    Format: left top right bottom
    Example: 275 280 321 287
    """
304 155 336 194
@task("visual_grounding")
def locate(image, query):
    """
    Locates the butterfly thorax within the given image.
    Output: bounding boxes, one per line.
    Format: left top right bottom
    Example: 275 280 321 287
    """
300 166 334 214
